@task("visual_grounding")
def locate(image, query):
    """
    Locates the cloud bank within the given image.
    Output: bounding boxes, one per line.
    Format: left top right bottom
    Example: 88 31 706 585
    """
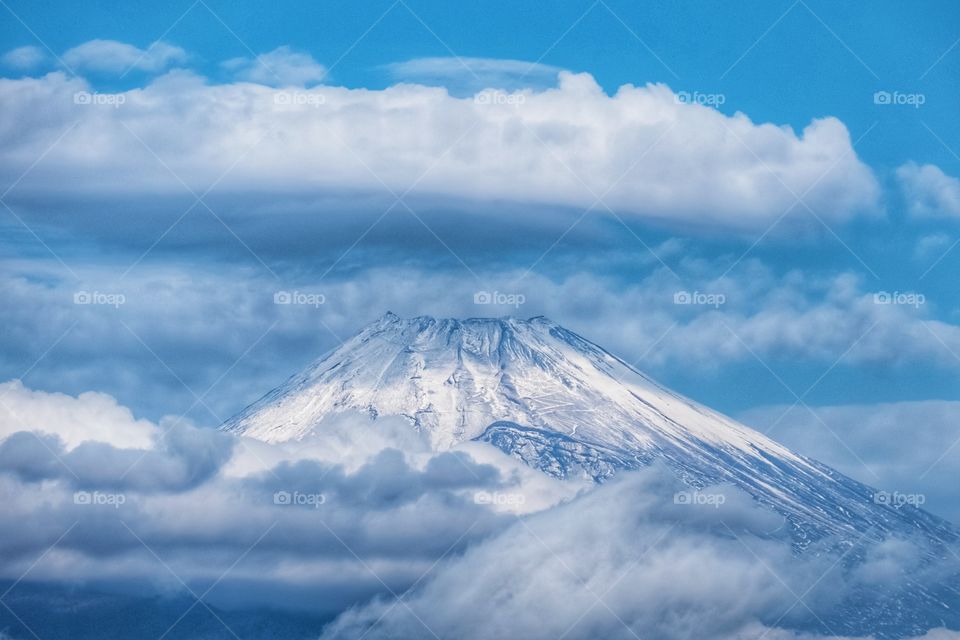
0 67 879 231
0 382 957 640
2 258 958 423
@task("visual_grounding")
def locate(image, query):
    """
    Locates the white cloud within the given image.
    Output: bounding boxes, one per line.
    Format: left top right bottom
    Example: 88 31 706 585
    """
1 45 47 71
223 45 327 86
62 39 186 74
321 467 957 640
897 162 960 218
0 379 156 449
914 232 953 261
2 260 959 425
0 69 879 231
0 383 569 616
387 56 563 92
0 383 954 638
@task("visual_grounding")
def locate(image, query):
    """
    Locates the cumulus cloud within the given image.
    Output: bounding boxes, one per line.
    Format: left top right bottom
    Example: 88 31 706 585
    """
61 39 187 74
223 45 327 86
0 69 878 231
0 421 233 493
897 162 960 218
0 387 572 620
0 384 956 639
0 379 155 449
1 45 47 71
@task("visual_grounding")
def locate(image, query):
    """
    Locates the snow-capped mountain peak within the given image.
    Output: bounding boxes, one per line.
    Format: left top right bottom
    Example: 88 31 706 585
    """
222 313 956 547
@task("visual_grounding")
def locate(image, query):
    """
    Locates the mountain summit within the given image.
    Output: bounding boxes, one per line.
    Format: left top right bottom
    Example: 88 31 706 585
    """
223 313 955 548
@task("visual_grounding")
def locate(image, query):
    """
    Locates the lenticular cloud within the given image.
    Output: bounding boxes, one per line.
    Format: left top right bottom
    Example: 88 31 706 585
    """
0 69 878 231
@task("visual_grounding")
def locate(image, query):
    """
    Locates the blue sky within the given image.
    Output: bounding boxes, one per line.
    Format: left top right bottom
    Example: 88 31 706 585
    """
1 0 960 516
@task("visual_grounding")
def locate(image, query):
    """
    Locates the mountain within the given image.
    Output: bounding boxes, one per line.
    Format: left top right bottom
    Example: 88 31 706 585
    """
222 313 956 550
222 313 960 637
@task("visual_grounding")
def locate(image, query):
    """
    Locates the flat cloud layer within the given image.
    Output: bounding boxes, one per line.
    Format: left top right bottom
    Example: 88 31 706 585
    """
0 69 879 231
3 258 959 424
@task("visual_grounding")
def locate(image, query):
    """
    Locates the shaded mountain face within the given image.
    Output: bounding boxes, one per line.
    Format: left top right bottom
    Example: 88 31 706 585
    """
222 313 956 549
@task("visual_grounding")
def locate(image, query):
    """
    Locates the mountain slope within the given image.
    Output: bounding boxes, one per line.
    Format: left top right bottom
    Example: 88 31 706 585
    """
222 313 956 548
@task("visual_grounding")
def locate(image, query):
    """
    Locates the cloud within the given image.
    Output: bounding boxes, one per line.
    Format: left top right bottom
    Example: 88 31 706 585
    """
0 386 956 639
387 56 563 94
0 69 879 231
897 162 960 218
914 232 953 261
0 388 573 619
1 45 47 71
0 379 155 449
0 421 234 493
61 39 186 74
320 467 960 640
2 260 960 427
739 400 960 523
223 46 327 86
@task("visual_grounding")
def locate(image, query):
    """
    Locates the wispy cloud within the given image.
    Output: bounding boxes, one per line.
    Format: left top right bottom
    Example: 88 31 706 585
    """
387 56 564 93
222 45 327 87
897 162 960 218
1 45 47 71
61 39 187 74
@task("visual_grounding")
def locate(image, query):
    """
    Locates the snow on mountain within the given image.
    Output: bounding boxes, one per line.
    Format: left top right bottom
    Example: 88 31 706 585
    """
222 313 957 548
